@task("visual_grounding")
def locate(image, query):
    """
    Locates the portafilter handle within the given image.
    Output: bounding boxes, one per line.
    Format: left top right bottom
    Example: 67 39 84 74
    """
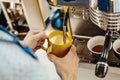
95 31 112 78
95 62 108 78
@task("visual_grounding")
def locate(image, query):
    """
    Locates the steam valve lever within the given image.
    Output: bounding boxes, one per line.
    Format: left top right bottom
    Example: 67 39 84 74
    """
95 31 112 78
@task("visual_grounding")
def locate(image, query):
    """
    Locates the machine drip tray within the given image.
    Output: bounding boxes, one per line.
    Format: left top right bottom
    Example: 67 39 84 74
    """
73 37 120 68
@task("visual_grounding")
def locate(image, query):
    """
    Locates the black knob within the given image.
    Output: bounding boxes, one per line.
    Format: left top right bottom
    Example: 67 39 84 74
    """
64 0 76 1
95 62 108 78
64 0 70 1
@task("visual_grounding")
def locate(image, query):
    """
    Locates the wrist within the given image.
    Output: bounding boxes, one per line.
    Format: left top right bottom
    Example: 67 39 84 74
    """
20 41 32 49
61 73 77 80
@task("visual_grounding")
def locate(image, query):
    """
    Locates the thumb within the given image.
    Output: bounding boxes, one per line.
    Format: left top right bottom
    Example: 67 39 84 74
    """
69 45 76 53
48 53 60 63
64 45 76 57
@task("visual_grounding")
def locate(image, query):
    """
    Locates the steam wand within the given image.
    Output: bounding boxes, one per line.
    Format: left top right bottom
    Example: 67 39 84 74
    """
63 7 69 43
95 30 112 78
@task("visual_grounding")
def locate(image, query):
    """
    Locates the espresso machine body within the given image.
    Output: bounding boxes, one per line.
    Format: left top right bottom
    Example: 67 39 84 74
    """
55 0 120 78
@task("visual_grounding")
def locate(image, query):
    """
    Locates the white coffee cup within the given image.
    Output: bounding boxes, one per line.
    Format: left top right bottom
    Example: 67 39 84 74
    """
113 39 120 59
87 36 105 58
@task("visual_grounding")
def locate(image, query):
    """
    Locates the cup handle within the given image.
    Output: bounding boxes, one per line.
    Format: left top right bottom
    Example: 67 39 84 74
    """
41 38 49 51
41 45 47 51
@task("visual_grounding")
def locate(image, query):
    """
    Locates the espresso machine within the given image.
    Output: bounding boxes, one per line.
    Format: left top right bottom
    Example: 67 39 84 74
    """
50 0 120 78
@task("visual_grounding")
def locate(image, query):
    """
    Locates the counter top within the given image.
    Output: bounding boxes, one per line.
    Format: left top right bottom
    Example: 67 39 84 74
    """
77 62 120 80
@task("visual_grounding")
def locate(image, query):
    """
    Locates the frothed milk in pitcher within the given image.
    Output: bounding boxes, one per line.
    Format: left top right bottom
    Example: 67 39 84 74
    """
50 34 69 45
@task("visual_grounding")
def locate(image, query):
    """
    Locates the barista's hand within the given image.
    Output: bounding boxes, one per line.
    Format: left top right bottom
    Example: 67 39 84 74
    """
48 45 79 80
22 30 47 52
